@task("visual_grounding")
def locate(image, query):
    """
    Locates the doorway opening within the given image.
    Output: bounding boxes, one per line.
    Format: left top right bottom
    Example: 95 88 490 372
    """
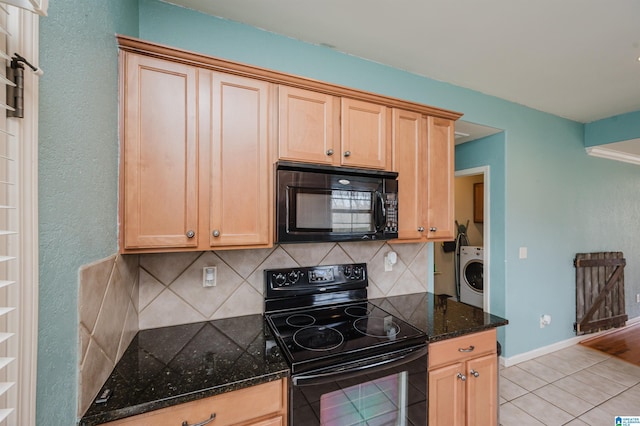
434 166 490 312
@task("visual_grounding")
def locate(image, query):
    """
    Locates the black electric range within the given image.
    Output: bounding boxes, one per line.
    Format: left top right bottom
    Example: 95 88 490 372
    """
263 263 427 374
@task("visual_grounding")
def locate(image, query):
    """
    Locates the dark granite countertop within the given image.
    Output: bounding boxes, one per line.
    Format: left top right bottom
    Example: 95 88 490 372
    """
371 292 508 342
79 292 507 425
79 314 289 426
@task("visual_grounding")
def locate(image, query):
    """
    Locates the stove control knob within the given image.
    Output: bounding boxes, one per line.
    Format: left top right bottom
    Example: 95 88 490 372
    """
353 266 363 279
288 271 301 284
274 273 287 287
344 265 352 278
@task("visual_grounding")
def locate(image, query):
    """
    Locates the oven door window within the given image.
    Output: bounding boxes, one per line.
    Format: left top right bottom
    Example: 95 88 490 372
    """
320 372 408 426
292 188 375 233
292 354 427 426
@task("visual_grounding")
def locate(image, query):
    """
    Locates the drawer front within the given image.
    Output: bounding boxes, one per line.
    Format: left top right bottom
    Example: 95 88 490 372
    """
428 329 497 369
104 378 285 426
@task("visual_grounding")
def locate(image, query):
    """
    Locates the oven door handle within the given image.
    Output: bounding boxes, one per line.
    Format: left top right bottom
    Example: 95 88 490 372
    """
292 345 428 386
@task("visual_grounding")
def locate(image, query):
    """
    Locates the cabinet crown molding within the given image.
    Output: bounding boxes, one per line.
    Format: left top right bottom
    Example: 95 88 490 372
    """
117 35 463 121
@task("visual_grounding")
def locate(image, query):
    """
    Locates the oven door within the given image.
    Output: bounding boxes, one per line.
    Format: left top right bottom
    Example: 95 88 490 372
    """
291 345 428 426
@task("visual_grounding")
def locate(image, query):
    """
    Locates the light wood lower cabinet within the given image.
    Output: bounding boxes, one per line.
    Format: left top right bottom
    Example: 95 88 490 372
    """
102 378 287 426
428 329 498 425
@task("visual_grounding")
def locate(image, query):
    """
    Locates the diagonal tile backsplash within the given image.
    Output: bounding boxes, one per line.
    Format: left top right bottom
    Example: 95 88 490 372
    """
138 241 430 330
77 241 430 417
78 253 139 417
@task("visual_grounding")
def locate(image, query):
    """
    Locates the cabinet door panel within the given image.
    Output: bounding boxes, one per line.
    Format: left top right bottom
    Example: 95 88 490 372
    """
428 362 466 425
209 73 271 247
278 86 338 165
426 116 455 240
392 108 424 240
466 354 498 426
122 54 198 249
103 379 286 426
341 98 389 169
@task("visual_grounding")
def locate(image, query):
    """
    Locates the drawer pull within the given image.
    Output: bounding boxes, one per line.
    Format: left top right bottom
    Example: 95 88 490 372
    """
458 345 475 353
182 413 216 426
470 369 480 378
456 373 466 381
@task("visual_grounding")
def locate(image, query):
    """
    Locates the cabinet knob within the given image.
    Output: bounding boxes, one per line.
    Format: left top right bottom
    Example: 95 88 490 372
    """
186 230 195 239
457 373 467 382
470 369 480 378
417 227 425 232
212 230 220 237
326 149 334 156
429 227 437 232
344 150 351 157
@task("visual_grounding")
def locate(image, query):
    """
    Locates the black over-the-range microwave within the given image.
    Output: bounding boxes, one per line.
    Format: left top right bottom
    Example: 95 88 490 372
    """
276 161 399 243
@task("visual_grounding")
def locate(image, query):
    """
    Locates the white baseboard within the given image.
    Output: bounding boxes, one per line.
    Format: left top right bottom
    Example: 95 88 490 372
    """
500 316 640 367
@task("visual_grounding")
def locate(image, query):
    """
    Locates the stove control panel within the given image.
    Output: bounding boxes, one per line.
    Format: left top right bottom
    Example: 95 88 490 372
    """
264 263 367 295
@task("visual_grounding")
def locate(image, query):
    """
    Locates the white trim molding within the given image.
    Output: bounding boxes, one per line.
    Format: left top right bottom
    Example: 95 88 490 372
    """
586 144 640 166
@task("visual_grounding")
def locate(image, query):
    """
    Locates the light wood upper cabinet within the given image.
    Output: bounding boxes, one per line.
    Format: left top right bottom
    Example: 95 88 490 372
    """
393 110 455 242
392 108 424 240
277 87 390 170
203 72 273 248
341 98 390 169
119 51 274 253
121 53 199 250
426 116 456 240
118 36 463 252
278 86 339 165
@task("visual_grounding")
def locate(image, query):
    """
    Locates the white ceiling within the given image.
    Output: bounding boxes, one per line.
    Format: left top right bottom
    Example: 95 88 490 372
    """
163 0 639 150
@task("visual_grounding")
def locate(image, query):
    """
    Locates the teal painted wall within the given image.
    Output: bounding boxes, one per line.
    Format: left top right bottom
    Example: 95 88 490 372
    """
455 132 507 348
137 0 640 358
585 110 640 147
35 0 640 423
38 0 138 423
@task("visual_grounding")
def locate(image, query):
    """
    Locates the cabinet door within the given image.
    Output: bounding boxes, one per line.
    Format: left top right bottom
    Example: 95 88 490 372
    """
428 362 466 425
121 53 199 249
392 108 424 240
206 72 272 248
425 116 455 240
466 353 498 426
278 86 339 165
103 379 286 426
341 98 389 169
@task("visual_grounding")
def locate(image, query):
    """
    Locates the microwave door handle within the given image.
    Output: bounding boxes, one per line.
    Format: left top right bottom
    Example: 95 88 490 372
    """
374 193 386 232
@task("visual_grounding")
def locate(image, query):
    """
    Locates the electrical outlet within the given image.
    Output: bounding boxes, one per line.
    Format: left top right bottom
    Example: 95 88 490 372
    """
540 314 551 328
636 293 640 303
203 266 217 287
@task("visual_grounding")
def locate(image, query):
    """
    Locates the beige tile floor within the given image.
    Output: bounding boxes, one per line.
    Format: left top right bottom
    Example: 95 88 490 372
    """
499 344 640 425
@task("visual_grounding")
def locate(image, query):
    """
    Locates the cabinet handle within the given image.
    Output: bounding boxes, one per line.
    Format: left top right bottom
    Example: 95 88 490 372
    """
212 230 220 237
470 369 480 378
429 227 437 232
456 373 466 382
458 345 475 353
182 413 216 426
326 149 334 156
344 150 351 157
417 227 425 232
186 230 195 239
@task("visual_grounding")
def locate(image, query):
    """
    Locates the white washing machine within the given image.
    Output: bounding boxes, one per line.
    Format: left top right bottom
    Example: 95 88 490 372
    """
460 246 484 309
